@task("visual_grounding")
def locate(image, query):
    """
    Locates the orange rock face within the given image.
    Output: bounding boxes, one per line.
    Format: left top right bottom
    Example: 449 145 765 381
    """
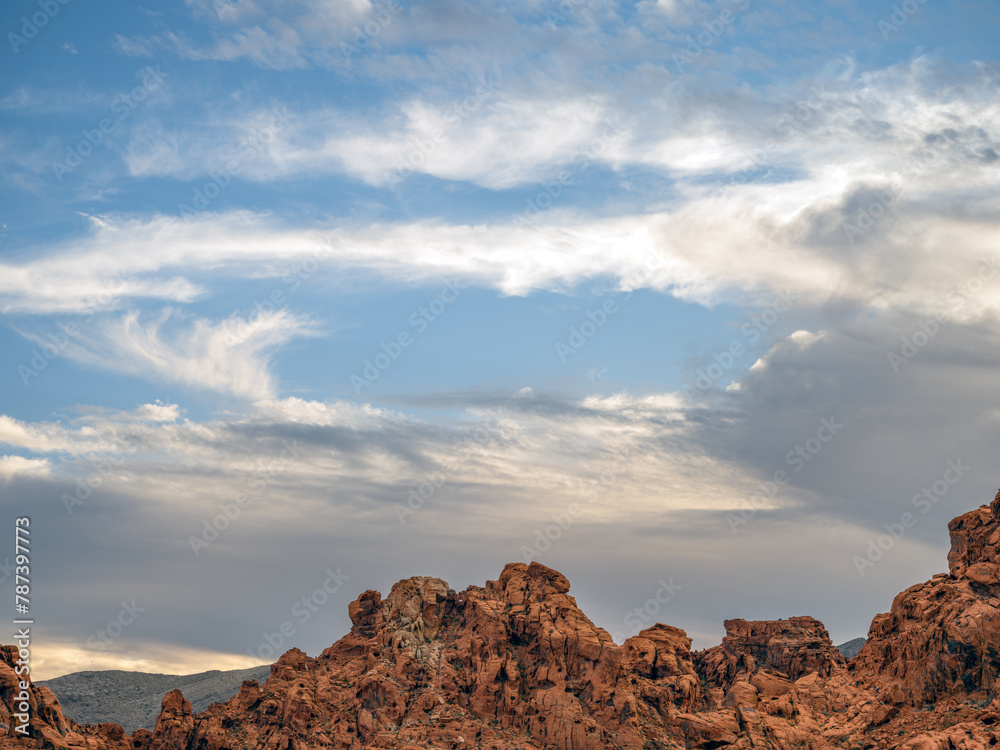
695 616 847 696
948 491 1000 584
4 493 1000 749
852 494 1000 708
0 645 135 749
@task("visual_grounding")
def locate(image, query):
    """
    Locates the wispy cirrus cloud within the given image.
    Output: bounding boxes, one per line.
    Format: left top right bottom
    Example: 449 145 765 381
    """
3 169 999 318
4 0 1000 685
103 56 1000 203
5 307 999 680
16 308 320 400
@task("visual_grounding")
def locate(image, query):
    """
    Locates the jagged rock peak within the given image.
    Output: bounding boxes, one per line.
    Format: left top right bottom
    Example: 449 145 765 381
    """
694 615 846 695
947 488 1000 586
5 496 1000 749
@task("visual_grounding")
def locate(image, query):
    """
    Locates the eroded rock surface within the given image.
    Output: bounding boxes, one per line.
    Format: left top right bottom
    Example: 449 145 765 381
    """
695 615 846 696
5 491 1000 749
852 492 1000 708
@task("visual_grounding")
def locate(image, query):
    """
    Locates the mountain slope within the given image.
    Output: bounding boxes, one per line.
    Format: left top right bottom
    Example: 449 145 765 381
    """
37 665 270 732
834 637 865 660
2 490 1000 749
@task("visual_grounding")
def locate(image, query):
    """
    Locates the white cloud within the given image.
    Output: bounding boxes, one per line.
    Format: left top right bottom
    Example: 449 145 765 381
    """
103 56 1000 203
8 317 1000 673
34 638 266 682
0 455 52 481
2 169 1000 324
30 308 320 400
0 391 758 524
121 0 380 71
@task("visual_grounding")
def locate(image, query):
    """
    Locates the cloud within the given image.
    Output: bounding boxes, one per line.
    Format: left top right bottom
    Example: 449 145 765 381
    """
97 55 999 202
0 455 52 482
3 56 994 321
18 308 321 400
0 85 103 114
3 174 999 319
33 638 267 681
5 0 1000 681
119 0 379 70
5 290 1000 677
5 335 993 679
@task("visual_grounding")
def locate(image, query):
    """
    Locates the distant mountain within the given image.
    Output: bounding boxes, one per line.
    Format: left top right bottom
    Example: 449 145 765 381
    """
836 636 866 660
38 664 271 732
7 491 1000 749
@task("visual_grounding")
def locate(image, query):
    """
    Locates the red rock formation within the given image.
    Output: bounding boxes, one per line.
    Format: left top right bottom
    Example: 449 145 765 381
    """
158 562 709 750
148 690 193 750
695 615 846 700
0 645 134 749
947 490 1000 585
3 492 1000 749
852 493 1000 708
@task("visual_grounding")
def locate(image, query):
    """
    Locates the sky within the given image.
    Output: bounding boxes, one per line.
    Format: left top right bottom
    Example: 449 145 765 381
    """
1 0 999 680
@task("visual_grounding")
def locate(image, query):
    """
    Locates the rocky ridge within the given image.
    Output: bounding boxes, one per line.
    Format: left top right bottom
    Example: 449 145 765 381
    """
3 491 1000 749
835 638 866 660
37 666 271 732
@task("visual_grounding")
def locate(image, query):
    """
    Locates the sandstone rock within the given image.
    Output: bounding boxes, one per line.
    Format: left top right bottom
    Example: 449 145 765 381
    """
694 615 846 700
6 492 1000 750
854 495 1000 707
0 645 135 749
947 490 1000 583
149 689 193 750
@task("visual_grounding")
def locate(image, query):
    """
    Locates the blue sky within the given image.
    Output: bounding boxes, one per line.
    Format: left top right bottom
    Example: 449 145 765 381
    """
2 0 1000 678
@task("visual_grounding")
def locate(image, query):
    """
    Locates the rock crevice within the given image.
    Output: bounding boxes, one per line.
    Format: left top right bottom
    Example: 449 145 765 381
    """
4 495 1000 749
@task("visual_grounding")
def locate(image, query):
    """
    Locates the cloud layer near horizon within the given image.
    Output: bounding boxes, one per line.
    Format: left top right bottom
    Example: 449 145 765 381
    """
2 0 999 679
